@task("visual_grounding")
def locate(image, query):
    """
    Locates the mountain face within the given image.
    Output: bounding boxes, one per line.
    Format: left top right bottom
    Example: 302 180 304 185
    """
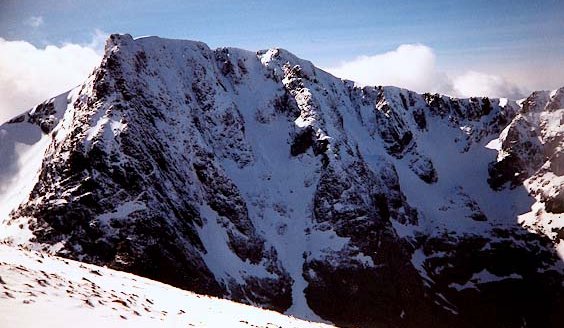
0 34 562 328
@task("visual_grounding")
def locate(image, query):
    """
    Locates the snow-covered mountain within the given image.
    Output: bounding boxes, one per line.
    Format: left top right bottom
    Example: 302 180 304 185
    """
0 34 562 328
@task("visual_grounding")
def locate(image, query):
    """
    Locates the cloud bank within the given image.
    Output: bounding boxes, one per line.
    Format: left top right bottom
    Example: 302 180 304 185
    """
0 34 104 124
327 44 452 95
326 44 525 99
452 71 524 100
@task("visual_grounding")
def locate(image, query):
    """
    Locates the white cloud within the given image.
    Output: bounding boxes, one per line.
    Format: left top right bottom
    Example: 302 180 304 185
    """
0 33 105 124
25 16 44 28
325 44 453 95
85 29 109 51
452 71 525 99
325 44 526 99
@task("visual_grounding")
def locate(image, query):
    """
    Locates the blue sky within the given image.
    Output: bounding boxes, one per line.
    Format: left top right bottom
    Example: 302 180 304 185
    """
0 0 563 121
2 0 563 66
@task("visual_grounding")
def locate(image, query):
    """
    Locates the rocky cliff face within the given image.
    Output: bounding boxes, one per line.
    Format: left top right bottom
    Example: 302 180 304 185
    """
1 34 562 328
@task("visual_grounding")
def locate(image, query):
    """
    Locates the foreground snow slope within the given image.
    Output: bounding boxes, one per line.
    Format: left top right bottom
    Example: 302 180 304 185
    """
0 243 333 328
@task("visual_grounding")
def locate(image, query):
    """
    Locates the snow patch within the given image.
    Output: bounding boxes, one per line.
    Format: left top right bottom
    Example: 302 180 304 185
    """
449 269 523 291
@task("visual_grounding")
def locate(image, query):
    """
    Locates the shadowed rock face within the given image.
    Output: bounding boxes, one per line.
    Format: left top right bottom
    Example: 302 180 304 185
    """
1 34 563 327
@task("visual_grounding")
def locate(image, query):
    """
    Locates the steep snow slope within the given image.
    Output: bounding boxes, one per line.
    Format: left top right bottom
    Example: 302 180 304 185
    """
0 91 72 236
0 243 333 328
0 34 562 328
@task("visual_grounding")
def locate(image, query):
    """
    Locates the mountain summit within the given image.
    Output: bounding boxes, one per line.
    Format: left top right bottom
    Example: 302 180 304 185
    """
1 34 562 328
